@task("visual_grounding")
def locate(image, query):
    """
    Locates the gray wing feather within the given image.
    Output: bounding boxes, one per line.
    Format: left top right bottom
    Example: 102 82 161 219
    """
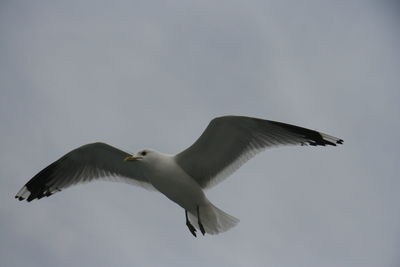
16 142 153 202
174 116 343 189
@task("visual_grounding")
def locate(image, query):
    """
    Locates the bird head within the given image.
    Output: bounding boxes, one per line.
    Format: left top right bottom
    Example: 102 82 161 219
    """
124 149 149 161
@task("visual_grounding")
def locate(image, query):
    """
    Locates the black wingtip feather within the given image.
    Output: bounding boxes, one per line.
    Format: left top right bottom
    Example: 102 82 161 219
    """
17 159 62 202
266 119 343 147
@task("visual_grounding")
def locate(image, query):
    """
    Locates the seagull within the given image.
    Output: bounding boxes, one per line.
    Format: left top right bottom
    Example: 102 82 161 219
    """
15 116 343 237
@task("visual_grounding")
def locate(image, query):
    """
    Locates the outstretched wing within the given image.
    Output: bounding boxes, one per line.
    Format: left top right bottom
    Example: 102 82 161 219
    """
174 116 343 189
16 142 153 202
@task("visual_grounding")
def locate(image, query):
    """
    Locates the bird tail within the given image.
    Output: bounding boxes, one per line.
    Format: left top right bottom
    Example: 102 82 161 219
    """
188 203 239 235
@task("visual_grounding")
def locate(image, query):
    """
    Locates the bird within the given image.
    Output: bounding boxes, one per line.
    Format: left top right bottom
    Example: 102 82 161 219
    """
15 115 343 237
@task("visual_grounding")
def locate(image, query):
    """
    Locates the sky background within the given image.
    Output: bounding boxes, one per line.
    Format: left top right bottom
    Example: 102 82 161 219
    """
1 0 399 266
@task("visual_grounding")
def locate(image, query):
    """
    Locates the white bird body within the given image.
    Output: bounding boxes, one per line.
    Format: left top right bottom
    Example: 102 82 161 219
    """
15 115 343 236
128 150 237 234
141 150 207 212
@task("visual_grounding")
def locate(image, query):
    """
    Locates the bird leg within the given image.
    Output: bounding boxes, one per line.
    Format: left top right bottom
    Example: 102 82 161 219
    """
197 205 206 235
185 210 197 237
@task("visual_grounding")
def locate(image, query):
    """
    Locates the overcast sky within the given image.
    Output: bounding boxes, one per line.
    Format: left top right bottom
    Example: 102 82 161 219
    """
1 0 399 266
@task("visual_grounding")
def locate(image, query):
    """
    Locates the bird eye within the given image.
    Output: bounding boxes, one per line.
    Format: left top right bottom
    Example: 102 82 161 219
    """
141 151 147 156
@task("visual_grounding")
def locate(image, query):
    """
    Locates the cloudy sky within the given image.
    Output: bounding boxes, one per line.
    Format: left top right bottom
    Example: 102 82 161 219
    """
1 0 399 266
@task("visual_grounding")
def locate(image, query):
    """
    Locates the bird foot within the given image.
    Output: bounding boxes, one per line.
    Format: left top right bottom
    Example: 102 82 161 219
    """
197 205 206 236
185 210 197 237
186 221 197 237
199 222 205 236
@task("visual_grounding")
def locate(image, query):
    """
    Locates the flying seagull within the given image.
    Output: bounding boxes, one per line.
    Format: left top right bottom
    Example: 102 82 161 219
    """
15 116 343 237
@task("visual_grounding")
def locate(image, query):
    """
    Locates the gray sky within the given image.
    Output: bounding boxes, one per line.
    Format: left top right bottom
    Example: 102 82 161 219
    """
1 0 399 266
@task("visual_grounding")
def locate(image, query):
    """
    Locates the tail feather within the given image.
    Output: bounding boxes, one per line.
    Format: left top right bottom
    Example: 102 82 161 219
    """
188 203 239 235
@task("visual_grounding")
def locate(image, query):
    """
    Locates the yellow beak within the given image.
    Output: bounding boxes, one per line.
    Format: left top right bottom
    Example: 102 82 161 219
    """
124 155 141 161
